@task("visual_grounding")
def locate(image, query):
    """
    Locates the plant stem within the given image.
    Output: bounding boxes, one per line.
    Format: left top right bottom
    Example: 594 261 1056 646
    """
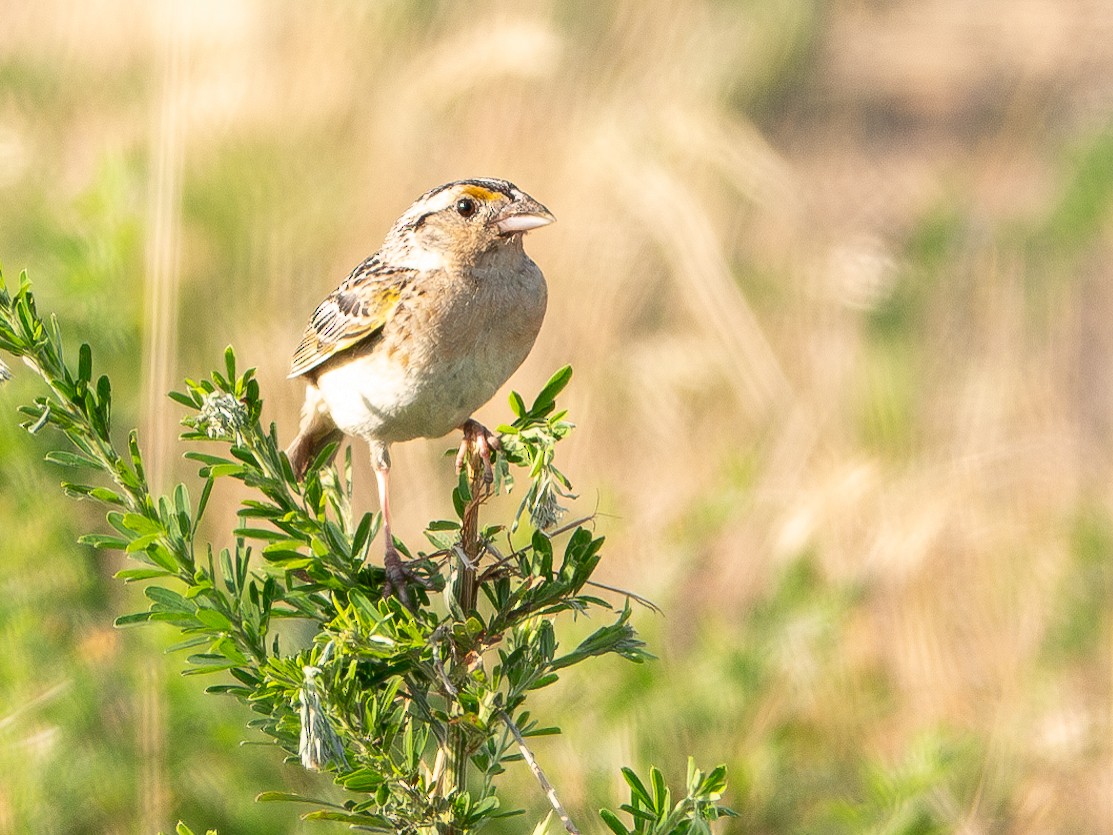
499 710 580 835
442 461 486 833
456 473 483 615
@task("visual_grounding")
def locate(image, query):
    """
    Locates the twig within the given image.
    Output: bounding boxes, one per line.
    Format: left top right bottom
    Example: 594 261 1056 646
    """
484 522 661 612
443 458 486 833
584 579 662 614
544 514 596 539
430 625 458 697
478 541 519 583
498 709 580 835
400 681 447 748
453 544 476 570
488 514 599 568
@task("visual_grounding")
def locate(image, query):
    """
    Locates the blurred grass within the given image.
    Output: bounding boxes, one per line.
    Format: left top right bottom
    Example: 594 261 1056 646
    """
2 0 1113 832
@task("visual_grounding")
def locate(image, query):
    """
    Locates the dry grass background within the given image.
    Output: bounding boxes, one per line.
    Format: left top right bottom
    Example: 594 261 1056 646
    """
2 1 1113 832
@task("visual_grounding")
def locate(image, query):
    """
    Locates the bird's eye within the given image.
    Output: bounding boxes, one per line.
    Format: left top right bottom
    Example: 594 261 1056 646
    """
455 197 477 218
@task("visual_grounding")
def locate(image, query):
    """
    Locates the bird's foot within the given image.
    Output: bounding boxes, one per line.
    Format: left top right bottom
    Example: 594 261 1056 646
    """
382 542 431 611
456 418 501 485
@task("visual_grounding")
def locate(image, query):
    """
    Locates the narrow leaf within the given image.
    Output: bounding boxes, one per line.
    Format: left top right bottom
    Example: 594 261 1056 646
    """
599 809 631 835
256 791 344 807
622 767 653 809
531 365 573 413
44 450 100 469
114 568 174 582
114 611 153 627
224 345 236 384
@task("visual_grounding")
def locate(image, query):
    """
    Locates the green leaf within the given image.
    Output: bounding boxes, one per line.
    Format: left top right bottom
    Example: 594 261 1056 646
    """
651 766 667 815
128 430 147 486
114 611 153 627
698 764 728 796
174 482 191 523
533 529 553 576
452 471 471 520
425 528 457 551
126 533 163 553
145 544 181 573
123 512 163 536
308 440 340 474
194 478 214 533
233 527 289 542
21 402 51 434
115 568 174 582
168 389 199 409
184 452 234 466
185 653 238 669
339 767 385 792
520 724 561 738
622 767 653 809
77 342 92 384
531 365 573 414
256 791 343 807
599 809 631 835
526 673 559 690
62 483 125 505
146 586 193 612
45 450 100 469
224 345 237 385
166 635 210 654
79 534 129 550
95 373 111 415
195 608 233 631
619 804 655 823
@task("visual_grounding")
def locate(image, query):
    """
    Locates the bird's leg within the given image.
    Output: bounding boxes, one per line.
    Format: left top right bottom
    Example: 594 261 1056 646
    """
371 448 427 609
455 418 501 484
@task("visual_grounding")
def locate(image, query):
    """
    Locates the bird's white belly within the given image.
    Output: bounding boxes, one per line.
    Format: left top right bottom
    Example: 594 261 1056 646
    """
314 341 521 444
313 254 546 445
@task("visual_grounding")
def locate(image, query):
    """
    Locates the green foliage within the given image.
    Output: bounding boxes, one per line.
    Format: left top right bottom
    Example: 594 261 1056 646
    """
497 363 576 530
1036 132 1113 260
0 270 728 833
821 733 977 835
599 759 735 835
1042 504 1113 663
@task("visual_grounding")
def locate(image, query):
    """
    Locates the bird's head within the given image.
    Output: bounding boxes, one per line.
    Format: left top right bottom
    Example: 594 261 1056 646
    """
383 178 555 271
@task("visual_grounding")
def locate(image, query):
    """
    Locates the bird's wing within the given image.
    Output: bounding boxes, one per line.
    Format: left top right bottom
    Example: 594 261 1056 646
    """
288 261 412 378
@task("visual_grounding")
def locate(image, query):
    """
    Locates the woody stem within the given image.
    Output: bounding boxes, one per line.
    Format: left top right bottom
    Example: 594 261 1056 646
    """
442 459 486 833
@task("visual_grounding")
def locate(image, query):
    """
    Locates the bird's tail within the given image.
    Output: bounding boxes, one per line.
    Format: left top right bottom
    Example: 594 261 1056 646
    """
286 384 344 479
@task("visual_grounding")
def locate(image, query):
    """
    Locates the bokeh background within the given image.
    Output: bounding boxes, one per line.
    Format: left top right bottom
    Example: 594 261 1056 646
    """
2 1 1113 832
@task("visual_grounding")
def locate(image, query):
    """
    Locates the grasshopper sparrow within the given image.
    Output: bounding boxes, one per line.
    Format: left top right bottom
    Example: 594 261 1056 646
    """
286 178 554 602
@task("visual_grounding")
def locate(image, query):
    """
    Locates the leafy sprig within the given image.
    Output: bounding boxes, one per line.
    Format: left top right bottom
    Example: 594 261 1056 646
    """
0 268 729 834
600 760 737 835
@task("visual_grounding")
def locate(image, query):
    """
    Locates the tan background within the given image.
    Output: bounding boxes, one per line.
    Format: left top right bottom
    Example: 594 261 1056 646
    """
1 1 1113 832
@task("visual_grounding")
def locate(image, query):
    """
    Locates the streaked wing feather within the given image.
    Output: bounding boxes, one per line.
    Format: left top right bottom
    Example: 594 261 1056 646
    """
288 264 411 378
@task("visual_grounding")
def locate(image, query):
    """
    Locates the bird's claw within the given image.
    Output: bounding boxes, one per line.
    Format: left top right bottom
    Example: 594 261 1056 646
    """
456 419 501 484
382 542 431 611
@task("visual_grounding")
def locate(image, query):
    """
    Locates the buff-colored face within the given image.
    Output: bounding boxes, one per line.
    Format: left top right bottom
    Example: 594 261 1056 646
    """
386 179 554 269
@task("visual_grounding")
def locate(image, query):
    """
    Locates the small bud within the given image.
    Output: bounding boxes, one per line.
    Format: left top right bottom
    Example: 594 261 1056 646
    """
298 664 348 772
193 391 248 442
530 480 568 530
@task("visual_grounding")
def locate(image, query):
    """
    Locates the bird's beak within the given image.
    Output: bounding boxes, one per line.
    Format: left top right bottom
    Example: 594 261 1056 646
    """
492 196 556 236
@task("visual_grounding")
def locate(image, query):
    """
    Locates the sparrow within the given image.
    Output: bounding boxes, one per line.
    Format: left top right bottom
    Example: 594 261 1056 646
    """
286 178 554 603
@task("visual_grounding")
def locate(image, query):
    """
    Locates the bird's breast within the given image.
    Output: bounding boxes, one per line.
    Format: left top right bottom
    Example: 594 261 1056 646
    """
314 259 546 444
